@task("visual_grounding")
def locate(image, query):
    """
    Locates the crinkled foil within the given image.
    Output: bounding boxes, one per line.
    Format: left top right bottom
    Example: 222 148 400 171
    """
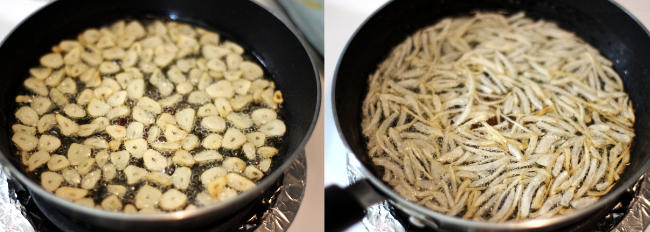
0 151 306 232
346 153 650 231
256 151 307 232
0 167 33 232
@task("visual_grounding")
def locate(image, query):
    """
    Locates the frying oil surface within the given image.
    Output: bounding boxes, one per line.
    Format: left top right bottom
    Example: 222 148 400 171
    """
11 19 287 213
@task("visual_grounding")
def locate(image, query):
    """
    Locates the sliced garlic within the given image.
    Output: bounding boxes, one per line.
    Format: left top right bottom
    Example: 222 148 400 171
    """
206 80 234 98
84 137 108 150
181 134 199 150
187 91 210 104
101 195 123 211
143 149 167 171
159 94 182 107
194 150 222 163
124 138 147 158
132 107 154 124
81 169 101 190
106 125 127 139
223 157 246 173
55 187 88 201
146 125 161 144
15 106 39 126
38 134 61 152
27 150 50 171
63 104 86 118
91 117 109 131
164 124 187 142
77 123 98 137
137 97 162 114
106 184 127 198
257 146 279 159
12 133 38 151
200 116 226 133
124 165 147 185
135 185 161 209
242 143 256 161
232 79 251 95
49 88 69 106
175 108 195 132
110 150 130 170
201 133 222 150
146 172 173 187
102 163 117 181
172 166 192 190
160 189 187 210
259 119 286 137
24 78 49 96
197 103 218 117
76 158 96 175
30 67 52 80
213 98 232 117
239 61 263 80
246 132 266 147
172 150 195 167
251 108 277 126
12 124 36 135
56 114 79 136
226 113 253 129
67 143 91 165
62 168 81 185
87 99 111 117
127 78 145 99
37 114 56 133
207 176 226 197
31 97 53 115
244 166 264 181
40 53 64 68
127 122 145 139
47 154 70 171
200 166 226 188
99 61 120 74
258 158 272 172
107 90 128 106
95 150 109 167
41 171 64 192
226 173 255 192
76 89 94 106
222 128 246 150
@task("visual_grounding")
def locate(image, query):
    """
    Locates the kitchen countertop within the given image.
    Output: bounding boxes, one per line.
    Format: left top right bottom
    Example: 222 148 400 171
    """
0 0 324 232
324 0 650 231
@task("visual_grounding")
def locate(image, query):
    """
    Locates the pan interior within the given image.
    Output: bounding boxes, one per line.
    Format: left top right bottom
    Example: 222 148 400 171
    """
334 0 650 226
0 0 319 218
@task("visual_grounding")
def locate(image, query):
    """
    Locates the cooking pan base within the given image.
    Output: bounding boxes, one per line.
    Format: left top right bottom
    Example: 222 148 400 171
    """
5 151 307 232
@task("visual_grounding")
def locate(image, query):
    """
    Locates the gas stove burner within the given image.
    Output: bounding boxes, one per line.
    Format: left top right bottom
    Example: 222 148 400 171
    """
2 151 307 232
345 153 649 232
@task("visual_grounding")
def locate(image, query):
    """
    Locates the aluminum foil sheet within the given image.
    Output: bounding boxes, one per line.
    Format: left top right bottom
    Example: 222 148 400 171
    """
346 153 650 232
256 151 307 232
0 167 33 232
0 151 306 232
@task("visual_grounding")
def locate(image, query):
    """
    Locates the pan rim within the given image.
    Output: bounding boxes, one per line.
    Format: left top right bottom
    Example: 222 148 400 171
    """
0 0 321 222
330 0 650 230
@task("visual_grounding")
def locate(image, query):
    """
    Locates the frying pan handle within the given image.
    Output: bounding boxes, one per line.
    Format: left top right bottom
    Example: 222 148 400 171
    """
325 179 386 232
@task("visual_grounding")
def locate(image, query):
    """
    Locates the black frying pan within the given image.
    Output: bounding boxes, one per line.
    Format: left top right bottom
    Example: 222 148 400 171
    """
0 0 320 231
327 0 650 231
